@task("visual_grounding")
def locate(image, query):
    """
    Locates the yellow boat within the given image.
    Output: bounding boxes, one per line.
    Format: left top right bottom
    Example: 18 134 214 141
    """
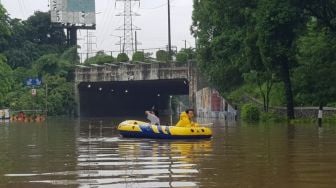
117 120 212 139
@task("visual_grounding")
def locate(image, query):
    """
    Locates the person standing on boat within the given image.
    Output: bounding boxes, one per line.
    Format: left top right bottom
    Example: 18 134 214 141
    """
145 110 160 125
175 109 199 127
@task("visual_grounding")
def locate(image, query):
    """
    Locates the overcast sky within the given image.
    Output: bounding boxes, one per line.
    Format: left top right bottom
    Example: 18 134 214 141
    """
2 0 195 59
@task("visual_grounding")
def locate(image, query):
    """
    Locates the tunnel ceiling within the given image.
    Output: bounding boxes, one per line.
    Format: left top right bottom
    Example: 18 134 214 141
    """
78 79 189 117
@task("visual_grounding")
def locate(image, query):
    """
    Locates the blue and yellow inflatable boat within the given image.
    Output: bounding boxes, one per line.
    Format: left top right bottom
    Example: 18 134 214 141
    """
117 120 212 139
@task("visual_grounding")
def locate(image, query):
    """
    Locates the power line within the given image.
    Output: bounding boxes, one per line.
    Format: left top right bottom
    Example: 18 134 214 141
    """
140 0 176 10
17 0 26 18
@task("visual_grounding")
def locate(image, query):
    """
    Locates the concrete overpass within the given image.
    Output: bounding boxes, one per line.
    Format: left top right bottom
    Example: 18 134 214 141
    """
74 62 197 117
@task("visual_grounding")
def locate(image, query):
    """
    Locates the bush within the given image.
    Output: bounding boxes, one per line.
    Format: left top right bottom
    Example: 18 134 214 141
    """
84 54 114 65
156 50 168 62
117 53 129 62
132 51 145 62
176 52 188 63
260 112 285 122
241 103 260 122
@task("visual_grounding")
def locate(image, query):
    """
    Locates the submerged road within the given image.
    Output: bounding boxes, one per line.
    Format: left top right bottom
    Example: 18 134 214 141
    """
1 118 336 187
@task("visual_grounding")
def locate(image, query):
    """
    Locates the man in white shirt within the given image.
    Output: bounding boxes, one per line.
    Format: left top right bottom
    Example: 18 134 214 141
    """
145 110 160 125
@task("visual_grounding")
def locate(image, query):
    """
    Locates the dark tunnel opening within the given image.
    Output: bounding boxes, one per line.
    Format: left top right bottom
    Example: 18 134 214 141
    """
78 79 189 117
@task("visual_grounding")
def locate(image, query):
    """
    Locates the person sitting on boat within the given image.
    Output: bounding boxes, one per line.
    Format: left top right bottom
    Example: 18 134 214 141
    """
175 109 199 127
145 110 160 125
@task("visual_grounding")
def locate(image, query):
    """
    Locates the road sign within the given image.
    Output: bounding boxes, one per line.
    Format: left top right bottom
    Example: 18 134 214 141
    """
32 89 37 96
26 78 42 87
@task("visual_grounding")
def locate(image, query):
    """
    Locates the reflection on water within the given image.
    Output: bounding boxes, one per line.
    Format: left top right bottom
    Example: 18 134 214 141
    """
76 120 212 188
1 119 336 187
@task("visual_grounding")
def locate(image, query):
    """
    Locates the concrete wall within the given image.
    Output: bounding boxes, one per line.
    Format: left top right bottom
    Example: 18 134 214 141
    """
74 62 194 117
75 62 237 119
273 107 336 118
196 87 237 120
75 62 190 82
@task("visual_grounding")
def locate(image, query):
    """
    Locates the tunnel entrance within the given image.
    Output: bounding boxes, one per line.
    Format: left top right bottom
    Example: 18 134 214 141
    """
78 79 189 117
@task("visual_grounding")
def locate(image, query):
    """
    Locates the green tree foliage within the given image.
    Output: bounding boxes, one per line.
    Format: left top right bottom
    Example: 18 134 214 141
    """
241 103 260 122
180 48 196 60
85 51 114 65
25 11 66 45
0 55 13 107
60 46 80 63
176 51 188 63
132 51 145 62
6 50 75 115
192 0 252 93
43 75 75 115
192 0 307 119
156 50 168 62
0 7 76 116
256 0 304 119
294 20 336 106
117 53 129 62
33 51 74 81
4 11 67 69
0 4 11 53
300 0 336 31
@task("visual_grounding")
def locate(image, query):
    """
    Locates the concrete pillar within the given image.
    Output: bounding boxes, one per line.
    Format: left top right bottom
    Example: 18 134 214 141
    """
74 82 80 117
188 61 197 109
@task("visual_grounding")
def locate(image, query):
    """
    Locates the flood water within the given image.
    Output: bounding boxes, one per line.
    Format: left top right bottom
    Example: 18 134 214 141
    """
1 118 336 188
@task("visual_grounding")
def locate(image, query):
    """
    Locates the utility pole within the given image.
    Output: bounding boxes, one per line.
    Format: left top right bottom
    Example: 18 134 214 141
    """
86 29 89 60
85 30 96 60
183 40 187 49
135 31 138 52
168 0 172 60
111 35 123 54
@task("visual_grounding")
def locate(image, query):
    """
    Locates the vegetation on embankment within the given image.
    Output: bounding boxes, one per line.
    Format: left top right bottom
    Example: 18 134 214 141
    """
192 0 336 120
0 7 77 116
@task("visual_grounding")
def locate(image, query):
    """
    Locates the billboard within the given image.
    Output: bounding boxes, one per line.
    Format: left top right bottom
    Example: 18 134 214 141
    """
51 0 96 26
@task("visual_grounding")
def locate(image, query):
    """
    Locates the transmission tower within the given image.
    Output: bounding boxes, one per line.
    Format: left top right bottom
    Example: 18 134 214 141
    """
115 0 141 55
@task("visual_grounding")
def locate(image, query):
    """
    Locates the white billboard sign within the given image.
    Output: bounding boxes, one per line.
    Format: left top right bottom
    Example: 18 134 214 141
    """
51 0 96 26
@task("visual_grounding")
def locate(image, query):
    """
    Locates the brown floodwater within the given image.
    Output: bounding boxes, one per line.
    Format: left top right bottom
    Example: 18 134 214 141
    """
1 118 336 188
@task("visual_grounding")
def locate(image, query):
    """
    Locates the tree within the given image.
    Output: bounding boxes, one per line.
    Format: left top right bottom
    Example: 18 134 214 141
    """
32 51 74 80
191 0 253 93
25 11 66 45
294 19 336 106
156 50 168 62
4 41 41 69
256 0 304 119
0 10 76 116
117 53 129 62
60 46 80 63
300 0 336 32
176 51 188 63
85 51 114 65
4 12 67 69
245 29 276 113
192 0 306 119
43 75 75 116
0 54 13 107
0 4 11 53
132 51 145 62
180 48 196 60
